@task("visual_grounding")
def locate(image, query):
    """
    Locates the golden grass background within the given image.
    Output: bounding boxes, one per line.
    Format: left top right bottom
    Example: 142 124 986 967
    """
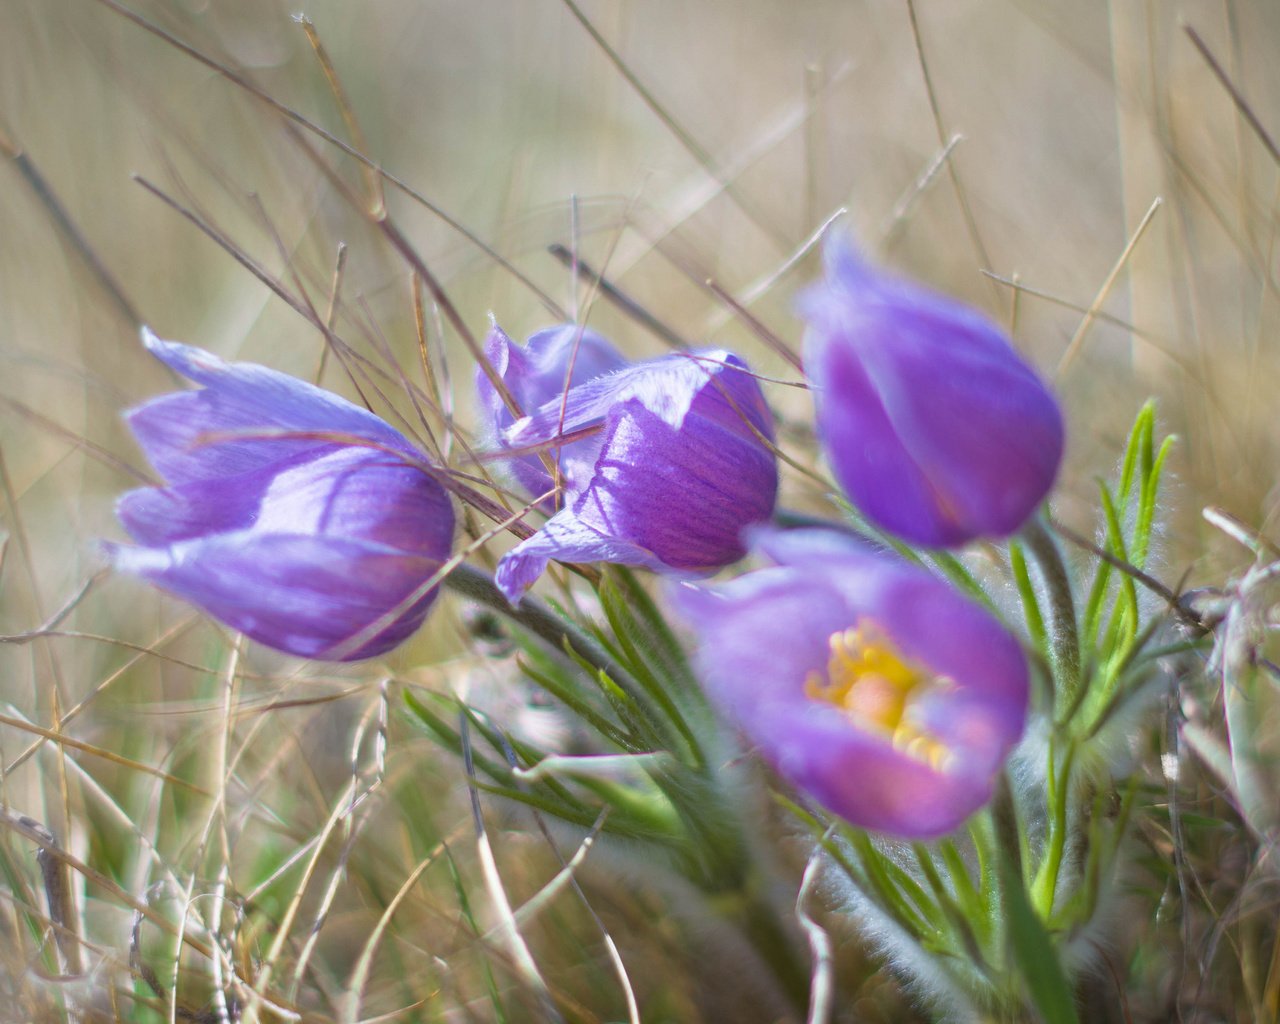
1 0 1279 1020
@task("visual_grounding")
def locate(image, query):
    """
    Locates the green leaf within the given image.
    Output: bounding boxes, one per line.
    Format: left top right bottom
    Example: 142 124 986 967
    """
1009 540 1048 662
1098 483 1138 635
516 653 636 750
938 839 987 936
597 570 704 766
1133 433 1174 567
1116 400 1154 505
403 689 510 784
926 550 1000 612
1002 847 1080 1024
845 828 943 940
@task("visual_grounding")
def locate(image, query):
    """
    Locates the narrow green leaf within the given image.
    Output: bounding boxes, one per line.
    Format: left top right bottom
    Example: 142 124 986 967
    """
609 566 700 688
1002 848 1079 1024
846 829 941 939
403 689 510 784
1080 547 1113 654
597 572 704 766
516 654 636 750
1009 540 1048 660
1098 484 1138 640
1133 434 1174 566
927 550 999 611
1116 400 1154 505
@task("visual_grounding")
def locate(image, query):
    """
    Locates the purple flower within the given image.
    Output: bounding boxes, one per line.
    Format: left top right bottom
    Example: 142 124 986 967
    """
107 329 455 661
799 235 1064 547
672 528 1028 838
476 322 628 504
482 333 779 604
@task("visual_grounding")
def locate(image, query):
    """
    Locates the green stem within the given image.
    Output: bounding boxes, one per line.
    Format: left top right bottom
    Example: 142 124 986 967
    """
1020 517 1082 717
1032 739 1077 918
991 771 1025 889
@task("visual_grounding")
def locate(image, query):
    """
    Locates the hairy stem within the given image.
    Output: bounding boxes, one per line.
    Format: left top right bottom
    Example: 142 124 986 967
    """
1020 517 1082 717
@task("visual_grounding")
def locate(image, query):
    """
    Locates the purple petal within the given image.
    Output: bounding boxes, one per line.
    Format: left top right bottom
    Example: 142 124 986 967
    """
131 328 417 484
249 448 456 558
496 396 778 602
113 332 457 661
477 322 627 429
758 702 996 837
116 461 290 545
476 323 627 501
495 514 663 605
505 350 771 452
805 332 968 545
108 532 444 661
670 569 851 713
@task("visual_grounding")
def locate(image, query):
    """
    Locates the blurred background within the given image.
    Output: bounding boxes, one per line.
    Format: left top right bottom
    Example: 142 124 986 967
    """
1 0 1278 1019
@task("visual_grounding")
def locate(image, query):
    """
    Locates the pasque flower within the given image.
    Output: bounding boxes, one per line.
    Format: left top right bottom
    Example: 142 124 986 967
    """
672 528 1028 838
799 234 1064 547
479 326 779 604
107 329 455 661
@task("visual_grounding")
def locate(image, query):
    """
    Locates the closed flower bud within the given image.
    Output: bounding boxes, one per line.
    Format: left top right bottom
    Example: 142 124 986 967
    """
672 528 1029 838
107 329 455 661
482 332 779 604
799 235 1064 547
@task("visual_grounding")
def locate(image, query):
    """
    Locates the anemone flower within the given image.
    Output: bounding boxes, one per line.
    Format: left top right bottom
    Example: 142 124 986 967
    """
107 328 455 661
672 528 1028 838
482 334 779 604
799 234 1063 547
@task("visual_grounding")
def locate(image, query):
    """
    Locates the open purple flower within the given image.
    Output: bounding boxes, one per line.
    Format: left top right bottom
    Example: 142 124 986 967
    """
107 329 455 661
482 333 779 604
671 528 1028 838
799 234 1064 547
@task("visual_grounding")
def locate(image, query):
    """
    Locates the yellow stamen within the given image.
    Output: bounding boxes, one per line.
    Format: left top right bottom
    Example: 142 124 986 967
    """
805 620 953 769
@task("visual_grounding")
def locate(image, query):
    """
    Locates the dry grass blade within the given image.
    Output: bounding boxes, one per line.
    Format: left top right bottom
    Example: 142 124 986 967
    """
559 0 790 250
339 841 446 1024
797 838 834 1024
0 394 153 484
702 277 803 369
247 773 362 1013
1056 196 1163 377
732 206 847 313
879 135 963 250
313 242 348 386
0 711 209 796
1183 23 1280 168
91 0 566 318
0 124 142 327
295 15 385 215
0 807 217 963
903 0 996 298
459 713 562 1024
3 616 199 775
547 243 689 350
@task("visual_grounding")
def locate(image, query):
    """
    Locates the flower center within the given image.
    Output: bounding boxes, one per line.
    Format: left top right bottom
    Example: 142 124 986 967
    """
805 621 952 769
